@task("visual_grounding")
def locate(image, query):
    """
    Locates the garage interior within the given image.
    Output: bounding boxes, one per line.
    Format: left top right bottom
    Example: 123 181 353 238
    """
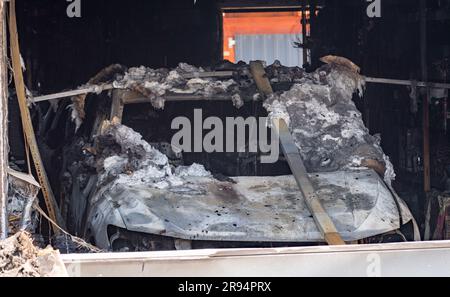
1 0 450 275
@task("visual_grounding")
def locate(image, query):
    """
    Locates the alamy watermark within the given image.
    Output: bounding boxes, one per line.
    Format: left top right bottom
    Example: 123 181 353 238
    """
66 0 81 18
66 0 200 18
171 109 280 164
366 253 382 277
66 1 379 19
366 0 382 18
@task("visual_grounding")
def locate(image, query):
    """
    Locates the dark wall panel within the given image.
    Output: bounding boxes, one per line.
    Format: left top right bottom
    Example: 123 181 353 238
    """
17 0 221 93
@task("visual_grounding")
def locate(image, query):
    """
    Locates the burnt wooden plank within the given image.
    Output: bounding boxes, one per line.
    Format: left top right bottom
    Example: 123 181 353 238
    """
250 60 345 245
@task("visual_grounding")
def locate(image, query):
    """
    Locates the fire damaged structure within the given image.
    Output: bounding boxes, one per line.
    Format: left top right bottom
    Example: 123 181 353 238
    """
0 0 450 277
46 60 415 250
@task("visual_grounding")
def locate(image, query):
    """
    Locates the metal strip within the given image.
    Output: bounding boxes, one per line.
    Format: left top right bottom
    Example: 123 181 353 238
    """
31 74 450 104
274 118 345 245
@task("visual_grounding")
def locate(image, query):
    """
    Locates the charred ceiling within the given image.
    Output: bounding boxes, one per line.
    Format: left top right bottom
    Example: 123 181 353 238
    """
16 0 222 94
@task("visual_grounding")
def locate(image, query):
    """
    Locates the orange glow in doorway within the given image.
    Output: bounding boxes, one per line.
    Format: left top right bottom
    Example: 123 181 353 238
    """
223 11 309 62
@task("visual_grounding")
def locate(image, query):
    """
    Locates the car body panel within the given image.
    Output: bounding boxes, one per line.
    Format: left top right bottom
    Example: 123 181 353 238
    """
86 169 407 249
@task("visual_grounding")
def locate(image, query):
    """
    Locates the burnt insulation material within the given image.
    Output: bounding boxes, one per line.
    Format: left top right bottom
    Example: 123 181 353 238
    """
264 63 395 185
95 120 213 193
67 59 394 184
112 63 242 109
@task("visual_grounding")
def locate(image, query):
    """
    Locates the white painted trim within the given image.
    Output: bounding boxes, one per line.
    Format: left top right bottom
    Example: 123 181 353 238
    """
62 241 450 277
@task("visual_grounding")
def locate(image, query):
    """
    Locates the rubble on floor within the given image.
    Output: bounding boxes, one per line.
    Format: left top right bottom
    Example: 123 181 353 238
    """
0 232 67 277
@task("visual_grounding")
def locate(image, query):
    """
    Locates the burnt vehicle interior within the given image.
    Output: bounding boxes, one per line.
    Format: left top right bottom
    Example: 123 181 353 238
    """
3 0 450 254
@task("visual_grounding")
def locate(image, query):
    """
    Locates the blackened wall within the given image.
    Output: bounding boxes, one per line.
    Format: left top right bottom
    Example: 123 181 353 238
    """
12 0 450 221
17 0 221 94
312 0 450 221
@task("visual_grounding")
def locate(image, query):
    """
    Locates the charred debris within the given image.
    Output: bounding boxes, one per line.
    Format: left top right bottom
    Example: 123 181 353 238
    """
0 0 448 279
4 57 413 250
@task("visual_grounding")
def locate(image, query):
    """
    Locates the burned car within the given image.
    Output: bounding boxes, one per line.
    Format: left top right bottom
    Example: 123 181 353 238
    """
56 59 418 251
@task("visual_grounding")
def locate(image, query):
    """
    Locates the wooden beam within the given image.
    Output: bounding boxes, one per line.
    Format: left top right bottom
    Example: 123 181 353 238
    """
249 61 274 96
249 60 345 245
9 0 65 231
110 90 124 122
420 0 431 195
0 1 8 240
274 119 345 245
423 89 431 193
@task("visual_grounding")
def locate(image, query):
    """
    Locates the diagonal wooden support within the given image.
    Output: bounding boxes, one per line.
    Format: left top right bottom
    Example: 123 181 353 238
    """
273 119 345 245
110 90 125 122
9 0 65 232
249 60 345 245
